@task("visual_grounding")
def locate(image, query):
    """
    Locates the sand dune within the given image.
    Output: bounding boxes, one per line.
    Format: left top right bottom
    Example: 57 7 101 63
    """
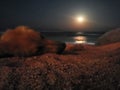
0 42 120 90
96 28 120 45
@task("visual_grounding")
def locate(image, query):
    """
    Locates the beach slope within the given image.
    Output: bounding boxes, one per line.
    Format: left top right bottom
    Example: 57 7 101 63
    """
0 42 120 90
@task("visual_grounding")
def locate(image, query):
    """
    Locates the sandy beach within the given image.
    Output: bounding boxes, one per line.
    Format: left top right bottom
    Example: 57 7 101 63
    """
0 42 120 90
1 0 120 89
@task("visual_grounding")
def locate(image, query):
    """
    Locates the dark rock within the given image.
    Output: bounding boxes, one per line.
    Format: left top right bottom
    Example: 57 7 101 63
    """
96 28 120 45
0 26 66 57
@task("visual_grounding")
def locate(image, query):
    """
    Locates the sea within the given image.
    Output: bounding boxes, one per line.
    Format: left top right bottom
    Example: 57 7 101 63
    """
41 32 104 45
0 31 104 45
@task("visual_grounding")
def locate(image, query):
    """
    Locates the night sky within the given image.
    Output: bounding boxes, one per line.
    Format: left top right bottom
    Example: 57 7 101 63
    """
0 0 120 32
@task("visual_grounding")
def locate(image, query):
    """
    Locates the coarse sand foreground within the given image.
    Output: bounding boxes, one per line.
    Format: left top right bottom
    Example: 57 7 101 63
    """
0 42 120 90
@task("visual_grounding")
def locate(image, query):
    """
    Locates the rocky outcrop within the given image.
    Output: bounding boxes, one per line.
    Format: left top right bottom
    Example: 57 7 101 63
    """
0 26 66 57
96 28 120 45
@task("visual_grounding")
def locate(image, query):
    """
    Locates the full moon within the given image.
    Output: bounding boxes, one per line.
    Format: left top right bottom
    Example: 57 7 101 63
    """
76 16 85 23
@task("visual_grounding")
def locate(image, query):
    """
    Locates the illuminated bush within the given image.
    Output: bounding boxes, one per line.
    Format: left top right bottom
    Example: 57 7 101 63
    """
0 26 66 57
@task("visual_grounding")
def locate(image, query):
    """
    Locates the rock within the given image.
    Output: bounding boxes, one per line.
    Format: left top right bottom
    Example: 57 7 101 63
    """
96 28 120 45
0 26 66 57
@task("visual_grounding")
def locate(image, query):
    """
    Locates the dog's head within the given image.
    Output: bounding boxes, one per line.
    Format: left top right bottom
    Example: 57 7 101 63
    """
0 26 66 57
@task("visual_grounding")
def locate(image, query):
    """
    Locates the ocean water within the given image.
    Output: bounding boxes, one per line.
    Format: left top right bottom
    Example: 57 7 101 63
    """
41 32 103 45
0 31 103 45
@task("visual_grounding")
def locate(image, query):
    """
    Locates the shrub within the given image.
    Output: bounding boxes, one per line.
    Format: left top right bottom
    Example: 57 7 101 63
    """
0 26 66 57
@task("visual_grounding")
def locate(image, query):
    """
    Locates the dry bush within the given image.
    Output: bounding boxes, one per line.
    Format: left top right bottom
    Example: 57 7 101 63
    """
0 26 66 57
0 26 45 56
43 39 66 54
65 44 84 53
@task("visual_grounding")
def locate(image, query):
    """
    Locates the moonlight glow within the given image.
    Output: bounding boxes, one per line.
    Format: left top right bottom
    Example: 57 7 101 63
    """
76 16 85 23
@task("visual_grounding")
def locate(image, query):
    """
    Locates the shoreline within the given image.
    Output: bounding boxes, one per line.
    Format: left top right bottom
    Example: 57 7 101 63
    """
65 42 95 45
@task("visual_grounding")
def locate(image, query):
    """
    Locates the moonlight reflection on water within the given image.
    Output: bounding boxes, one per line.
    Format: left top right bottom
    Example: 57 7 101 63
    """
73 36 87 44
